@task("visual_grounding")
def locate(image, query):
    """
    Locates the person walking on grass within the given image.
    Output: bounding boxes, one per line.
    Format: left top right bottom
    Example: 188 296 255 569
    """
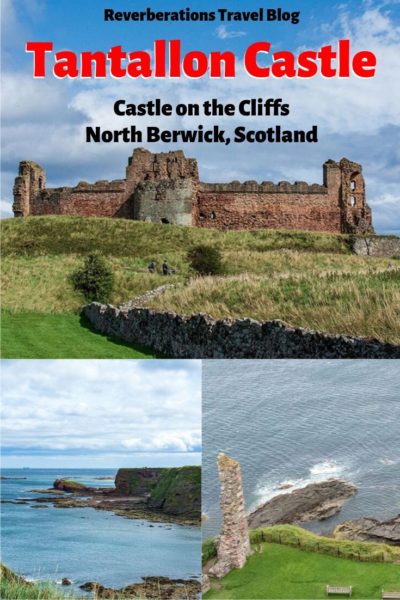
162 260 170 275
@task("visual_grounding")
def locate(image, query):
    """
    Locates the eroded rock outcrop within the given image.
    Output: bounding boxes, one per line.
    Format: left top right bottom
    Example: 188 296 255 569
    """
208 454 251 578
333 514 400 546
248 479 357 529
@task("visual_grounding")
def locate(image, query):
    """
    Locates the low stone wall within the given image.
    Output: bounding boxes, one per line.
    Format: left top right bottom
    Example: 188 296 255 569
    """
83 303 400 359
351 236 400 258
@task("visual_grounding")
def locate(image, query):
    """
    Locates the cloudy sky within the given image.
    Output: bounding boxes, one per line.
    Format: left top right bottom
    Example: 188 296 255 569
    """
1 0 400 233
1 360 201 468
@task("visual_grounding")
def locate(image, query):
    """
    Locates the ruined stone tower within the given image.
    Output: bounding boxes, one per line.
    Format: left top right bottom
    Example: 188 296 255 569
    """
13 161 46 217
12 149 374 234
208 453 251 578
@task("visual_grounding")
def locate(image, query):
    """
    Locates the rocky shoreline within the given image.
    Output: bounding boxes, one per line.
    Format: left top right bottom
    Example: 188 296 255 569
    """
2 477 200 526
333 514 400 545
246 479 399 547
78 576 201 599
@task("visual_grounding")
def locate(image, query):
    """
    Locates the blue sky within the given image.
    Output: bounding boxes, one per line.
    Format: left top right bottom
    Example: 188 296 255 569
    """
1 0 400 233
0 360 201 468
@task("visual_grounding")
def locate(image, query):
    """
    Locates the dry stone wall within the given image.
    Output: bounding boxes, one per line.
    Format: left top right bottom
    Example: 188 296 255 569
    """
351 236 400 258
83 302 400 359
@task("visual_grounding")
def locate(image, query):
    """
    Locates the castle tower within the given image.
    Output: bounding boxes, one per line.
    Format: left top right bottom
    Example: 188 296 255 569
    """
13 161 46 217
323 158 373 234
124 148 199 226
208 453 251 578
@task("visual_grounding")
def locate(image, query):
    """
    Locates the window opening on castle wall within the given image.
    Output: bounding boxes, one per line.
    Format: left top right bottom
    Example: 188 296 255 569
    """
350 196 357 207
210 211 216 220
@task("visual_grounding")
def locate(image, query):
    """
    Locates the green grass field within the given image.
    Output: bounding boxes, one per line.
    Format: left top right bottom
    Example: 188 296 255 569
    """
2 216 399 356
0 312 159 358
204 543 400 599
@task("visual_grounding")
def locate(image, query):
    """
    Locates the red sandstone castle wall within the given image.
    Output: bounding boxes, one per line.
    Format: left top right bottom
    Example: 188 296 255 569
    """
196 188 341 233
12 150 373 235
30 181 130 219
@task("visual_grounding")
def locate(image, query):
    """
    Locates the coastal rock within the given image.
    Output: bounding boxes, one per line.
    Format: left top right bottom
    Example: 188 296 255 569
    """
248 479 357 529
79 576 201 599
22 469 201 525
61 578 72 586
333 514 400 545
53 479 91 493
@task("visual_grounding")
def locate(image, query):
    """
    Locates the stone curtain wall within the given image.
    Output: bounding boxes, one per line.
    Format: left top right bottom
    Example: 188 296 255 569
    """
83 303 400 359
196 183 341 232
30 180 130 218
208 454 251 579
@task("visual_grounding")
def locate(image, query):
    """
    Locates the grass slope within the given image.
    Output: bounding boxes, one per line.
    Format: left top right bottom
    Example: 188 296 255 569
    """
2 217 399 351
1 313 159 358
0 564 81 600
204 543 400 599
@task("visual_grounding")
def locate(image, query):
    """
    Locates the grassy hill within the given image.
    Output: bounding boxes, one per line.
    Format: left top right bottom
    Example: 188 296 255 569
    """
2 216 399 356
203 526 400 599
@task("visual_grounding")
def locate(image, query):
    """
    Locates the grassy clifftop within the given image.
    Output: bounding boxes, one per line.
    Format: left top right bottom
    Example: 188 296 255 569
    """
203 525 400 599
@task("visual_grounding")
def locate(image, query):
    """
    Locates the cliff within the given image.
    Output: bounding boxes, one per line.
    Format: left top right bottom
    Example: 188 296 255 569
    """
115 466 201 519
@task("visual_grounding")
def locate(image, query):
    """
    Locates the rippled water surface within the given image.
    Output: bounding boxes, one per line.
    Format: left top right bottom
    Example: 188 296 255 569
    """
1 469 201 595
203 360 400 538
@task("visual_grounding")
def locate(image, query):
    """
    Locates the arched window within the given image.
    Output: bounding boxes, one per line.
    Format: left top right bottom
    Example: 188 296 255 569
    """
199 212 206 220
210 211 216 220
350 196 356 207
351 180 356 191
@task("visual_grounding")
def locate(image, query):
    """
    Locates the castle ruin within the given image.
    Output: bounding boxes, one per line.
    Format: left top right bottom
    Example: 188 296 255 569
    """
208 453 251 578
13 148 373 234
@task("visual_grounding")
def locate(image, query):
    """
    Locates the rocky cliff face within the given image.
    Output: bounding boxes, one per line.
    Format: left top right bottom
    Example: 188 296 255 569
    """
115 467 201 519
115 468 161 496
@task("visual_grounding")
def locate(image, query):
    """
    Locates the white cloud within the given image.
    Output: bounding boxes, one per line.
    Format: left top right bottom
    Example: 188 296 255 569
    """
1 360 201 465
215 25 246 39
1 4 399 232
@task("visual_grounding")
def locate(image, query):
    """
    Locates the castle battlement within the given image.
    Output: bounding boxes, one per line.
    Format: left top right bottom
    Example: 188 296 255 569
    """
13 148 373 234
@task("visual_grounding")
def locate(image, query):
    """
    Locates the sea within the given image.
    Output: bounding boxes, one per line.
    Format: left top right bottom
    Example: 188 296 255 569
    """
202 360 400 539
1 468 201 596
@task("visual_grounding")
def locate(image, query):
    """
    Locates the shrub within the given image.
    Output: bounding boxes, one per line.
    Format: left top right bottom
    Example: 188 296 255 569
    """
202 538 217 565
188 245 223 276
71 253 114 302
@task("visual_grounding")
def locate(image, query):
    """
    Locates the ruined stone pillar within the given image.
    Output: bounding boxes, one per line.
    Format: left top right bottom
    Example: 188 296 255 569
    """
208 453 251 578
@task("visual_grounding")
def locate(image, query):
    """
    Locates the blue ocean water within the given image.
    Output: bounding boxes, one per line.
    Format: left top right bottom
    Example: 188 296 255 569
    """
202 360 400 539
1 469 201 595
